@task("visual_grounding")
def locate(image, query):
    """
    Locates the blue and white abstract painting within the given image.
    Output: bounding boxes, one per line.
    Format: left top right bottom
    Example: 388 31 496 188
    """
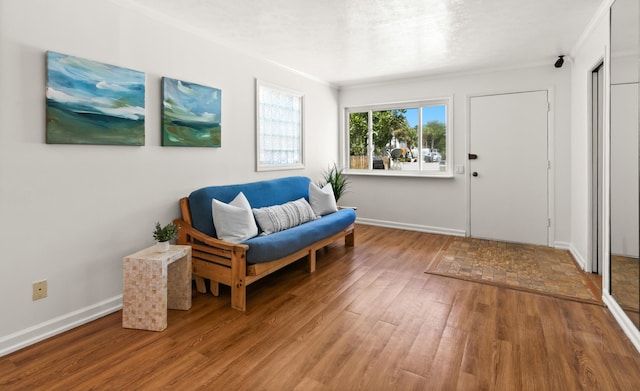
162 77 221 147
46 51 145 145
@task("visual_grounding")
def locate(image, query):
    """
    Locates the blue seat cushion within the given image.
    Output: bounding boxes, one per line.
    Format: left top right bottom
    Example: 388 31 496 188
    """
242 208 356 264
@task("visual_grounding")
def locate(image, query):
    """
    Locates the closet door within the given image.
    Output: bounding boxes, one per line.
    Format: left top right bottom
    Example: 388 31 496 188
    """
609 0 640 328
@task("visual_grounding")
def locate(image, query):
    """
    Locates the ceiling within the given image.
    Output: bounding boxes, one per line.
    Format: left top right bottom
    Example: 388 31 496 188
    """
122 0 604 86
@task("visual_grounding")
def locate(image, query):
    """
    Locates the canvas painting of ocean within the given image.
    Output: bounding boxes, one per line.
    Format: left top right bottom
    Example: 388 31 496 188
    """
162 77 221 147
46 51 145 146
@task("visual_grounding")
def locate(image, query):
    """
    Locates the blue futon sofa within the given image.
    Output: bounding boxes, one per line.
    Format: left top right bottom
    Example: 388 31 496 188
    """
174 176 356 311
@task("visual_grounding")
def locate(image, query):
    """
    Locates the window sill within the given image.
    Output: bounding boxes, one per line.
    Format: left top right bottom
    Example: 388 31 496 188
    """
344 170 454 178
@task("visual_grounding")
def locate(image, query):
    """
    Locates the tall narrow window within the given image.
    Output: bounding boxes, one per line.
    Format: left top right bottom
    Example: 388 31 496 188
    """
346 98 451 176
256 80 304 171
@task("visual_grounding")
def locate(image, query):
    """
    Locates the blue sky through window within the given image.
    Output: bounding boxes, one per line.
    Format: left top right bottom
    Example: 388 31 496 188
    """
404 105 446 128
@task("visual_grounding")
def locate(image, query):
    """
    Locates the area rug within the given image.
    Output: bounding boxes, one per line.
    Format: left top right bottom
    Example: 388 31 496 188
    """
425 236 603 305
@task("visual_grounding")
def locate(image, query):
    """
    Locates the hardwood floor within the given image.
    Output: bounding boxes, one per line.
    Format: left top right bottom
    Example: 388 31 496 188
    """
2 224 640 390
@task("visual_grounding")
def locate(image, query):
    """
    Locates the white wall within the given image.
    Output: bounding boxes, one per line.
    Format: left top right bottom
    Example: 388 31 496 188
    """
339 65 573 244
569 10 609 269
0 0 339 355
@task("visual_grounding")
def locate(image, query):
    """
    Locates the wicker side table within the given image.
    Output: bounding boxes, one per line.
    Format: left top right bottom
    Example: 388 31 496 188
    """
122 245 192 331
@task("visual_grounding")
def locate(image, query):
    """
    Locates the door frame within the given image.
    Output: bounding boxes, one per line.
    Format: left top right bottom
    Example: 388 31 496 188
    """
589 60 605 275
465 87 555 247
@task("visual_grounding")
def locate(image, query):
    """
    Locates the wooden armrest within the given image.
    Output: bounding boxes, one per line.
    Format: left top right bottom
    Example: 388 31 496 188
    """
173 219 249 251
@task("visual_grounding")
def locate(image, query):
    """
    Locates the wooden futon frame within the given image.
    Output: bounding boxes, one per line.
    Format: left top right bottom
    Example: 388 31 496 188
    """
174 197 355 311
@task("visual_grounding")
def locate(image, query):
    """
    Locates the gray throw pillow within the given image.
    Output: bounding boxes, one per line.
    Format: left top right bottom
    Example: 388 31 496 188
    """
252 198 317 235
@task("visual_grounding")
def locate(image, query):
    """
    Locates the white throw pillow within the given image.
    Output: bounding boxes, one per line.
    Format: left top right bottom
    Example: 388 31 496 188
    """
309 182 338 216
252 198 317 235
212 192 258 243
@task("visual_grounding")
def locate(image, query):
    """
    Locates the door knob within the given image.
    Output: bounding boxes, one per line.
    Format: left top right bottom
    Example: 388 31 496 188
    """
472 172 478 177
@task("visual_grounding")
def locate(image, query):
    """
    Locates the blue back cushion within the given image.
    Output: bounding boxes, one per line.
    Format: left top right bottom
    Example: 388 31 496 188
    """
188 176 311 238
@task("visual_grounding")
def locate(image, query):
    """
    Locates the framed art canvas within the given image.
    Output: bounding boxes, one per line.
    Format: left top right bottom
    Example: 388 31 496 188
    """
161 77 221 147
46 51 145 146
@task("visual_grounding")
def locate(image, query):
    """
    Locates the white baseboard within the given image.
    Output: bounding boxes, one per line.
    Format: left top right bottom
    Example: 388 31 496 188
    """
0 295 122 357
553 241 572 250
566 243 588 271
356 217 466 237
603 293 640 354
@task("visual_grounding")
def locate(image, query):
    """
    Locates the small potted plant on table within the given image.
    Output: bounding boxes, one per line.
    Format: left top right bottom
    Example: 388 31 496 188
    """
153 222 179 252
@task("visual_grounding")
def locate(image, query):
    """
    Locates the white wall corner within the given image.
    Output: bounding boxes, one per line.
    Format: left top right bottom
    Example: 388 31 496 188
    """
570 0 614 57
0 295 122 358
563 242 588 271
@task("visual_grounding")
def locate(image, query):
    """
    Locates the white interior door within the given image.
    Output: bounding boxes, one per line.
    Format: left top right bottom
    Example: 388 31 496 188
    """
469 90 549 246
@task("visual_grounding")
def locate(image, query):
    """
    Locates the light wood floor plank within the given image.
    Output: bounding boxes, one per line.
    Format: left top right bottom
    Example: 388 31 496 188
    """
394 370 429 391
426 325 469 390
323 320 397 390
400 300 451 377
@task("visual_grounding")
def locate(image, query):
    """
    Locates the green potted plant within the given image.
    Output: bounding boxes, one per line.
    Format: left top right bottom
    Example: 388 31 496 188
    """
318 163 350 203
152 221 179 252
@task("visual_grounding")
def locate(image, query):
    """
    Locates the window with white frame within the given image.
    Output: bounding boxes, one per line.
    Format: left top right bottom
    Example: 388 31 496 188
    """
256 80 304 171
345 98 451 176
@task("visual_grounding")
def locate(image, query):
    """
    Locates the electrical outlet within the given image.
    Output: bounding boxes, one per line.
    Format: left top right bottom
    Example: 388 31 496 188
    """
32 280 48 300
